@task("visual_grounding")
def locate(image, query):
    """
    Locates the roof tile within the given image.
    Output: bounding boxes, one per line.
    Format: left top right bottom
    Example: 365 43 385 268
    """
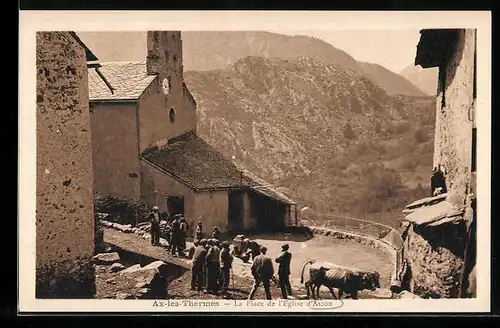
88 61 157 101
140 133 295 204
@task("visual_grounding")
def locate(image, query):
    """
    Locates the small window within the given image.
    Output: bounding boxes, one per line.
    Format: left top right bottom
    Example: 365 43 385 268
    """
173 55 177 62
169 108 175 122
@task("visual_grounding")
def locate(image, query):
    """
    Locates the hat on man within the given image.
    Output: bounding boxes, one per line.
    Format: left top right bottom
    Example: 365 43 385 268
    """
152 206 159 211
260 245 267 253
200 239 207 246
281 244 289 251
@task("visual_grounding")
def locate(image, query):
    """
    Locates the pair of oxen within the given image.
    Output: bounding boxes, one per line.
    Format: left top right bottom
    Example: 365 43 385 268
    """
300 260 381 300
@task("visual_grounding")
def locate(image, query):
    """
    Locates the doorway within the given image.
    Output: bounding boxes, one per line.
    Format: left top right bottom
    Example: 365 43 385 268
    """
228 190 244 233
167 196 184 216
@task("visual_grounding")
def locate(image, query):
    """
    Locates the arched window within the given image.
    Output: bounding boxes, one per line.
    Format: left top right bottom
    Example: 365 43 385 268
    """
169 108 175 122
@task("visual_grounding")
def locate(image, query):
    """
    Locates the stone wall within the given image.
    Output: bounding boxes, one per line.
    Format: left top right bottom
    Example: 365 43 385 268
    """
139 159 196 219
433 29 476 208
308 226 397 257
140 160 233 235
90 102 141 200
404 222 466 298
142 31 197 151
193 190 229 233
36 31 95 298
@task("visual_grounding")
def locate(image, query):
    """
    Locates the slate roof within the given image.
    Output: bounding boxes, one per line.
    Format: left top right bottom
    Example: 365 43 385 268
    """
403 193 448 214
402 200 464 227
141 133 255 190
240 168 296 205
88 61 157 101
140 133 296 205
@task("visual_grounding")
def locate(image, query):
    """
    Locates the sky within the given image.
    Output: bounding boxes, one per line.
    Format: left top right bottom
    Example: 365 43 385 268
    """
78 29 424 74
274 30 422 73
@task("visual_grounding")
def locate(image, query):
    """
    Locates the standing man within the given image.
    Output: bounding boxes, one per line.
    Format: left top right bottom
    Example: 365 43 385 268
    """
170 216 181 256
191 239 208 291
248 246 274 300
195 221 203 240
275 243 292 299
179 216 188 252
148 206 160 246
220 241 233 298
205 239 221 295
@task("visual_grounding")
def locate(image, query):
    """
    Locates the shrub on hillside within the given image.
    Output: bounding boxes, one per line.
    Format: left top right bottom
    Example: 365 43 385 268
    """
395 122 411 134
343 122 356 140
93 194 150 226
414 127 429 143
401 157 419 172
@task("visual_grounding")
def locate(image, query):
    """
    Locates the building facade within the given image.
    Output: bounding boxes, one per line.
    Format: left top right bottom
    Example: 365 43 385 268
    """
88 31 296 235
36 32 97 298
393 29 477 299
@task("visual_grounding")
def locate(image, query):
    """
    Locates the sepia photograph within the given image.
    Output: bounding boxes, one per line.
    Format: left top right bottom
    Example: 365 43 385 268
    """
19 11 491 313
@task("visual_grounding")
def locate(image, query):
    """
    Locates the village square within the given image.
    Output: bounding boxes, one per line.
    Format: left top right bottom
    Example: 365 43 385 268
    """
33 27 478 303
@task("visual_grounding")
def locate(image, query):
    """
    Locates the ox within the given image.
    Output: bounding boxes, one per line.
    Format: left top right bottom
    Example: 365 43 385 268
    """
300 260 380 300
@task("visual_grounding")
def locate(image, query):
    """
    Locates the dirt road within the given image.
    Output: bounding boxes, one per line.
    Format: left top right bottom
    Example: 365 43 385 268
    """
232 234 394 290
102 228 394 299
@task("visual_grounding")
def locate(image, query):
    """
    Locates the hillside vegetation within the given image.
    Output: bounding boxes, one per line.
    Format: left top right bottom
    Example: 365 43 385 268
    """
185 56 436 226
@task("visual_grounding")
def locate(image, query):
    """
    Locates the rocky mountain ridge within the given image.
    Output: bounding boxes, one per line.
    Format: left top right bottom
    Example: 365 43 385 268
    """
185 55 436 223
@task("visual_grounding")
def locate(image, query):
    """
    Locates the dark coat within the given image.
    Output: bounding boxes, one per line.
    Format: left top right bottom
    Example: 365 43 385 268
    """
220 247 233 269
251 254 274 281
275 251 292 276
206 245 221 264
192 246 207 269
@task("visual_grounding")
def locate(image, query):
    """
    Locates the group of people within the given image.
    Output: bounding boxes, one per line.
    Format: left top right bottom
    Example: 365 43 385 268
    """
147 205 293 300
149 206 217 257
191 238 233 297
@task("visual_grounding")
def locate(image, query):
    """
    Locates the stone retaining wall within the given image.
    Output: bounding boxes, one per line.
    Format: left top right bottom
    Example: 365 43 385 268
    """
308 226 398 255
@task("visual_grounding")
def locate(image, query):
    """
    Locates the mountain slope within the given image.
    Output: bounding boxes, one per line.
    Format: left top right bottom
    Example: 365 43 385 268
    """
78 31 427 97
400 64 439 96
185 56 436 224
181 31 362 73
358 62 427 97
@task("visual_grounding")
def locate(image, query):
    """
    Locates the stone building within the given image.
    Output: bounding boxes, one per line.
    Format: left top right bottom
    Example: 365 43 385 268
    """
36 32 97 298
88 31 296 235
393 29 477 298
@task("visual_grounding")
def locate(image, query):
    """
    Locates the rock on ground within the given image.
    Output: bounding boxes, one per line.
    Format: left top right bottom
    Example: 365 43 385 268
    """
122 267 162 288
93 252 120 265
110 262 126 272
120 264 142 275
143 261 169 278
115 292 137 299
398 290 422 299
